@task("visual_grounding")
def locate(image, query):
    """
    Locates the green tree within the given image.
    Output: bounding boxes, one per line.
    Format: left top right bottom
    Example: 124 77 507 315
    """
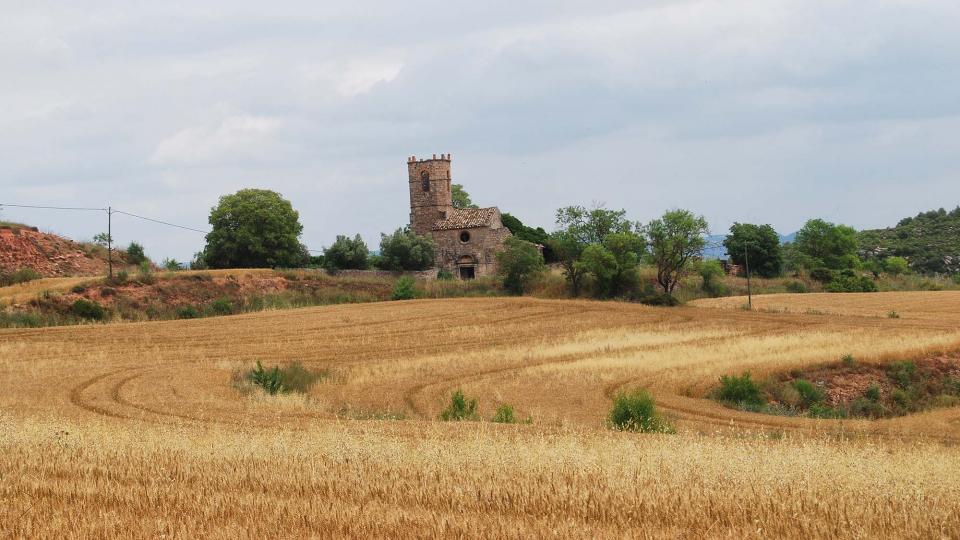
496 237 545 295
578 232 646 298
554 204 636 245
723 223 783 278
93 232 112 247
377 228 435 271
451 184 478 209
884 256 910 276
644 209 709 295
501 212 553 262
323 234 369 270
548 231 587 296
203 189 307 269
126 242 147 265
794 219 859 270
699 259 727 297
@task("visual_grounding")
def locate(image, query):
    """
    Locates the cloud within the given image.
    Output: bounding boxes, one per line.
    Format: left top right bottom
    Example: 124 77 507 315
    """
150 110 283 165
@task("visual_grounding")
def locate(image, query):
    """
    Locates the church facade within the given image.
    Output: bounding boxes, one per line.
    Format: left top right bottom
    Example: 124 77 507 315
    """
407 154 511 279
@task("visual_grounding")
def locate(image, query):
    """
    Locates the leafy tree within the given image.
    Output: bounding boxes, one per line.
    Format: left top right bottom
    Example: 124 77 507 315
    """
723 223 782 278
644 209 709 295
501 212 553 262
794 219 859 270
579 232 646 298
548 230 588 296
203 189 307 269
323 234 369 270
93 232 112 247
554 204 637 245
496 237 545 295
550 204 638 296
699 259 727 297
126 242 147 265
884 256 910 276
161 258 181 271
451 184 478 209
377 228 435 271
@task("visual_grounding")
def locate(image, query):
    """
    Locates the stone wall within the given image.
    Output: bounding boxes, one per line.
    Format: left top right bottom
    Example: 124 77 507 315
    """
407 155 453 236
325 268 439 280
431 224 511 278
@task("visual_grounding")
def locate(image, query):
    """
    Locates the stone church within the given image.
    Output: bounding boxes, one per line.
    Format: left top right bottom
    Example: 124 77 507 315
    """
407 154 511 279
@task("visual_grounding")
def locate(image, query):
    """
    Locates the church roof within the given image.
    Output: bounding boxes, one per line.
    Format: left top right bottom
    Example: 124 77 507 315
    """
432 207 500 231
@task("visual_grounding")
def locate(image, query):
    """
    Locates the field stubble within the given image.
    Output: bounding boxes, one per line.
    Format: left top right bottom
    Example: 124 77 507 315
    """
3 293 960 537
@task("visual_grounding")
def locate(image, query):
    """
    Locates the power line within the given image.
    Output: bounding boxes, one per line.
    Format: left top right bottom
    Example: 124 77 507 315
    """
111 209 209 235
0 203 107 212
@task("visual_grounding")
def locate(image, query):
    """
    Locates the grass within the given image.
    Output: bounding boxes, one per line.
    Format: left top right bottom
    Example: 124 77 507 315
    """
4 295 960 537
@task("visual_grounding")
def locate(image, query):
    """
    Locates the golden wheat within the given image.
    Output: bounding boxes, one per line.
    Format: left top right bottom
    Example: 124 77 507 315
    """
3 294 960 538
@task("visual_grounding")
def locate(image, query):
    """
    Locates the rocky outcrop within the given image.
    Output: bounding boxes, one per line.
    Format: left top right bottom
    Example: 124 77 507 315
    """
0 225 118 276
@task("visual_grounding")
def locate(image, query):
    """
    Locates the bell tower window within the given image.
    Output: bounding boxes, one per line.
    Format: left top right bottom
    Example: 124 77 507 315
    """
421 171 430 192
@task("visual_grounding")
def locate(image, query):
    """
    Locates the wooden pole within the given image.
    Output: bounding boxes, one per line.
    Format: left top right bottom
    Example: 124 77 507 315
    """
744 247 752 310
108 206 113 279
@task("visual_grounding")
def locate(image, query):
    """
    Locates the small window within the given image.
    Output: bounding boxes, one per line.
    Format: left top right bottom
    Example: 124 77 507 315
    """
421 171 430 192
459 231 470 243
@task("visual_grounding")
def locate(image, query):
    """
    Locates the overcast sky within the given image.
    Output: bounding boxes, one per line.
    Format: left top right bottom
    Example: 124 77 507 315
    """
2 0 960 262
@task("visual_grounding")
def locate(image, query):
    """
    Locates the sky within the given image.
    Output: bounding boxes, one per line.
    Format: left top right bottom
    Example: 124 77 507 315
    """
2 0 960 263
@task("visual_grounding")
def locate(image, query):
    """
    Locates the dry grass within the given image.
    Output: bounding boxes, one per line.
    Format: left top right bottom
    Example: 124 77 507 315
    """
3 295 960 537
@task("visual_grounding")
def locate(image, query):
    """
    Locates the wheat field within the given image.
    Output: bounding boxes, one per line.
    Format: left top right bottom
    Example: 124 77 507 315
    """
4 293 960 538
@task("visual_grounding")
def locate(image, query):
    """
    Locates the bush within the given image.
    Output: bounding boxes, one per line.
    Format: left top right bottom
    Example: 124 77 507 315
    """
392 276 418 300
639 293 681 307
71 299 107 321
791 379 825 408
176 305 201 319
324 234 369 270
245 360 322 395
887 310 900 319
810 267 834 283
440 389 479 421
825 274 878 293
784 281 807 294
953 274 960 285
0 268 42 287
608 388 674 433
437 269 454 280
126 242 147 265
162 258 182 271
841 354 856 367
699 259 727 297
888 361 916 389
716 372 765 409
865 384 881 402
206 297 235 316
138 261 154 284
377 228 435 271
491 404 517 424
496 237 546 295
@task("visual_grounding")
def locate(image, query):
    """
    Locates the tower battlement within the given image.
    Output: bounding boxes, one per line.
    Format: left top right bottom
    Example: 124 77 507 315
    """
408 153 451 163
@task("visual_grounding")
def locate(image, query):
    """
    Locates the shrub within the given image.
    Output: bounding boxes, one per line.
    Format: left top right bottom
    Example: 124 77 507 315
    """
639 293 681 307
162 258 182 271
953 274 960 285
0 268 42 287
392 276 418 300
888 361 916 389
437 269 454 280
825 274 878 293
324 234 369 270
850 397 887 418
206 297 235 316
699 259 727 297
784 280 808 294
864 384 881 402
126 242 147 265
377 228 435 271
496 237 546 295
440 389 478 421
138 261 155 285
808 403 846 419
245 361 322 395
491 404 517 424
887 310 900 319
71 299 107 321
608 388 674 433
841 354 856 367
791 379 825 408
716 372 765 409
246 361 283 395
71 284 88 294
810 267 834 283
176 305 201 319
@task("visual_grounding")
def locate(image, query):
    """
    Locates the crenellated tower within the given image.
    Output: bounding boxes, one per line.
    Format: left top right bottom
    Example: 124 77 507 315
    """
408 153 453 236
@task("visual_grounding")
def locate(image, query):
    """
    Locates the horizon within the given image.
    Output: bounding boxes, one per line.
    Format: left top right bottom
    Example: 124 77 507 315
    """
3 1 960 261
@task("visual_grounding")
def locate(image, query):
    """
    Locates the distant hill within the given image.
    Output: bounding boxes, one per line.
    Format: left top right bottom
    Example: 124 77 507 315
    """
703 232 796 260
859 207 960 274
0 222 126 277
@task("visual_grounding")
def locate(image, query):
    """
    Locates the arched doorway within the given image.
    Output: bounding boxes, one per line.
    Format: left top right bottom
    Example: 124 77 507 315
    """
457 255 476 280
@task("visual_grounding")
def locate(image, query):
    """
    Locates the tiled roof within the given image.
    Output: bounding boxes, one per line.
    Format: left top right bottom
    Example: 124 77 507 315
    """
432 207 498 230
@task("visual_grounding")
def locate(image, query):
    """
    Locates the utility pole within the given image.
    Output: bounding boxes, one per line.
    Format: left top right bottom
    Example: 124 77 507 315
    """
744 246 752 310
107 206 113 279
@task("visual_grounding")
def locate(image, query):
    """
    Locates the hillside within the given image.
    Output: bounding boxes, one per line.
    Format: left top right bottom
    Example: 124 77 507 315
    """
859 207 960 274
0 222 124 277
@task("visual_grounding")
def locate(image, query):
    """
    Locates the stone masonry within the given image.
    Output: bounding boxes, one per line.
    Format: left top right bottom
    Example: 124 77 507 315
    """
407 154 511 278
